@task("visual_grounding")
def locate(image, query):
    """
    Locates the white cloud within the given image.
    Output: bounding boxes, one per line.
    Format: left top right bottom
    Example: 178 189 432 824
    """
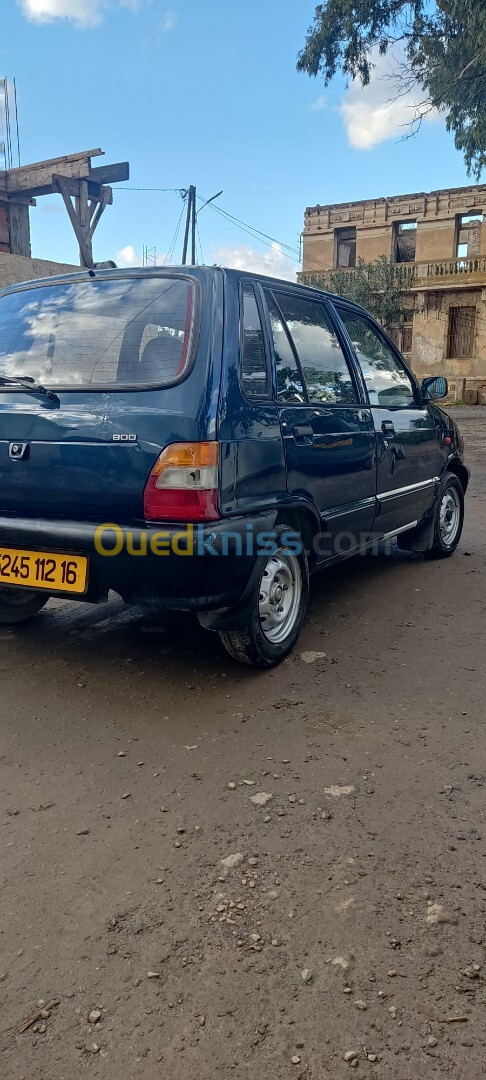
340 47 439 150
310 95 327 112
160 9 176 31
115 244 143 267
212 242 297 282
18 0 140 27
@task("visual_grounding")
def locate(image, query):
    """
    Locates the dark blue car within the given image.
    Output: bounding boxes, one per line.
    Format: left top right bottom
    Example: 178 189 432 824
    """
0 267 468 666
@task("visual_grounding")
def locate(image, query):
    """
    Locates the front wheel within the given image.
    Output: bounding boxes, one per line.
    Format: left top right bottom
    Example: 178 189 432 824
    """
425 473 464 559
0 588 48 625
219 528 309 667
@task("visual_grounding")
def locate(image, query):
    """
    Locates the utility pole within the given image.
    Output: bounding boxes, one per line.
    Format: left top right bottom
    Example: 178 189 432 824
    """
182 185 195 265
191 186 197 266
181 186 222 265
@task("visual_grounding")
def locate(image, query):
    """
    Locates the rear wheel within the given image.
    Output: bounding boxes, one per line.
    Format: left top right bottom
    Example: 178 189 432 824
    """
0 588 48 625
219 527 309 667
425 472 464 558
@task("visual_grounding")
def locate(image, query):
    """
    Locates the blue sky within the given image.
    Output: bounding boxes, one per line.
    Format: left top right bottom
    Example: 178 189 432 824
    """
2 0 479 277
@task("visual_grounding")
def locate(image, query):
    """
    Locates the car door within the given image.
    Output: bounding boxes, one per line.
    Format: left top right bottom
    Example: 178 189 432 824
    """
334 303 443 535
262 288 377 561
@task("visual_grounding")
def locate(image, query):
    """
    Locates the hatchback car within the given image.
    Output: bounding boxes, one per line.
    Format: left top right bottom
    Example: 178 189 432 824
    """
0 267 468 666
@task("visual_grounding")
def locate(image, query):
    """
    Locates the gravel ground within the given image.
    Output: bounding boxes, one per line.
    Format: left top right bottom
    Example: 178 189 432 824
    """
0 406 485 1080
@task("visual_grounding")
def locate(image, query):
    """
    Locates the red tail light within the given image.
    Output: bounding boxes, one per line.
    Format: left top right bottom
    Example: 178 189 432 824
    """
143 442 220 522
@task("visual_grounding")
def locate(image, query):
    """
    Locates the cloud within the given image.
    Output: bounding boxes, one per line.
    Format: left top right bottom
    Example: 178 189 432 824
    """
115 244 143 267
160 9 176 31
340 47 439 150
310 95 327 112
211 242 297 282
18 0 140 27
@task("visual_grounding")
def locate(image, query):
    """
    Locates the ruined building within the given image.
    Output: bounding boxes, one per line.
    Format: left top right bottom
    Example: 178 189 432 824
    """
300 184 486 400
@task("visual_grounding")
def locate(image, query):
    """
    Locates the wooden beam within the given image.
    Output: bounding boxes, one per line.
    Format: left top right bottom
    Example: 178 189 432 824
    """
5 149 103 197
53 164 129 198
87 186 112 243
48 175 103 199
53 175 94 268
88 162 129 186
8 203 31 257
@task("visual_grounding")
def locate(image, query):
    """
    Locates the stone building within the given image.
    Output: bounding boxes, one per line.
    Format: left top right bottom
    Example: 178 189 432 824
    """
300 184 486 401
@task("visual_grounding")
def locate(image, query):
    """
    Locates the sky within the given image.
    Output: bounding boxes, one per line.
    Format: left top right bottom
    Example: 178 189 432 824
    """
1 0 480 278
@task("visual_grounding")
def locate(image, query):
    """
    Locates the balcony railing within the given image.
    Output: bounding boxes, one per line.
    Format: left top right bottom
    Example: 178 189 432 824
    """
420 256 486 280
300 256 486 289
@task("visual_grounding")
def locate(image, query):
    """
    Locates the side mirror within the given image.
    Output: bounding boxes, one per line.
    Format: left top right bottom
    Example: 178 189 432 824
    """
422 375 448 401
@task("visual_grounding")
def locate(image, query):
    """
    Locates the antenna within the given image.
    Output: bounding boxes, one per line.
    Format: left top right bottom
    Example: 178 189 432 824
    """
0 76 21 169
143 245 157 267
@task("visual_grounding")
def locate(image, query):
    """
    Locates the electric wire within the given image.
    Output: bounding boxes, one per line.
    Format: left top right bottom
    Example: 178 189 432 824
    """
196 219 205 265
163 195 187 266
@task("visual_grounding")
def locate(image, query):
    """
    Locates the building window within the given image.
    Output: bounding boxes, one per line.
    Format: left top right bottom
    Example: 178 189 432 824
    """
394 221 417 263
401 318 413 354
455 212 482 259
446 306 476 358
335 227 356 268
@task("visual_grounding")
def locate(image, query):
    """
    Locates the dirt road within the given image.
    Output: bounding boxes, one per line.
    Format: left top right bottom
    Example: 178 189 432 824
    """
1 406 485 1080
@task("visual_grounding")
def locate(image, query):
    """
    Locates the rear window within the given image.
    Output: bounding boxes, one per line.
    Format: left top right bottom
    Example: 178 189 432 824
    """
0 275 196 388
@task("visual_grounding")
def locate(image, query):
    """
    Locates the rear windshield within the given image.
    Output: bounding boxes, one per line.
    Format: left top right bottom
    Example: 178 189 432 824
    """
0 275 196 388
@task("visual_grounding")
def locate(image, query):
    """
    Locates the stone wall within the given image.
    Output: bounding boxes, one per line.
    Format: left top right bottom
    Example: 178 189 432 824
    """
411 287 486 395
0 251 78 290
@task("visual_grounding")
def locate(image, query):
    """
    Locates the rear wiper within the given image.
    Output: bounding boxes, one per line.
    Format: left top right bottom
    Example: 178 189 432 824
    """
0 375 59 403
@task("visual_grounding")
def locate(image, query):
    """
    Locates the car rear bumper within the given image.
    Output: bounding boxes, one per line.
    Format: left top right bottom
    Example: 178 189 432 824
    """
0 512 278 611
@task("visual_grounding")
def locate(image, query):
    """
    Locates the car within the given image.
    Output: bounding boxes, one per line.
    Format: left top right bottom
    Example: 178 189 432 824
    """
0 266 468 666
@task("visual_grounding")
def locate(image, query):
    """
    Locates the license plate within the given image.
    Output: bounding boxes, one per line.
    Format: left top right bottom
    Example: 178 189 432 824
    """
0 547 88 594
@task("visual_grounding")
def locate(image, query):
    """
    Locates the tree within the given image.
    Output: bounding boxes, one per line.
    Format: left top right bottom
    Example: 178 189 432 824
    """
302 255 409 331
297 1 486 178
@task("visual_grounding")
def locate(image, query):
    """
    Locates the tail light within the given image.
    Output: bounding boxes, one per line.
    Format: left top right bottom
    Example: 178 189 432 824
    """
143 442 220 522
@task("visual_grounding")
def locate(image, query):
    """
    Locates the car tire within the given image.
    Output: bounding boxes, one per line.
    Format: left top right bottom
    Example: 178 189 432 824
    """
219 526 309 668
424 472 464 559
0 589 48 624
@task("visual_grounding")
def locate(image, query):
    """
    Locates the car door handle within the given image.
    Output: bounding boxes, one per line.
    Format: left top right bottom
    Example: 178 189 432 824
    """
382 421 396 438
292 424 313 441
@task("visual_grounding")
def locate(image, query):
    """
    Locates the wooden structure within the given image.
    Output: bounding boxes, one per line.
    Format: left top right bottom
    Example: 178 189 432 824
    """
0 148 129 268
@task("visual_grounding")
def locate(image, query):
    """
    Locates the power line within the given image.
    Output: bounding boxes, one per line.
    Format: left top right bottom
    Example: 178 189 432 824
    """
196 218 205 264
164 195 187 266
197 193 301 259
113 186 186 194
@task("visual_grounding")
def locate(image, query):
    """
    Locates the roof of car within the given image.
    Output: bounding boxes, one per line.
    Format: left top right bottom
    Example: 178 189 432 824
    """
0 264 356 309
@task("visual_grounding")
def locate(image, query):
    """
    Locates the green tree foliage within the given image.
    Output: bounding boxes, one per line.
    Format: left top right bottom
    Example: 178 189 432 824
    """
297 1 486 178
302 255 409 330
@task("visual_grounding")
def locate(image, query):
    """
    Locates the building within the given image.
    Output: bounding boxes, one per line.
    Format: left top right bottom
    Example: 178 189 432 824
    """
300 184 486 400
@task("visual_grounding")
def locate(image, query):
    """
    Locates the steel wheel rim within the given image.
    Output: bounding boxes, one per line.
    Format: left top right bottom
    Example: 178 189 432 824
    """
439 488 461 546
258 550 302 644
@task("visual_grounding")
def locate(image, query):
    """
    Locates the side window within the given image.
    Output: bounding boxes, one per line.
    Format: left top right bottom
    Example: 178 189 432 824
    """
241 284 269 398
337 308 416 408
274 293 357 405
264 291 306 403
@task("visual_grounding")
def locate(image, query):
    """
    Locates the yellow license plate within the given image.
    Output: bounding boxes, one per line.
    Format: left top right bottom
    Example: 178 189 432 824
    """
0 547 88 594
